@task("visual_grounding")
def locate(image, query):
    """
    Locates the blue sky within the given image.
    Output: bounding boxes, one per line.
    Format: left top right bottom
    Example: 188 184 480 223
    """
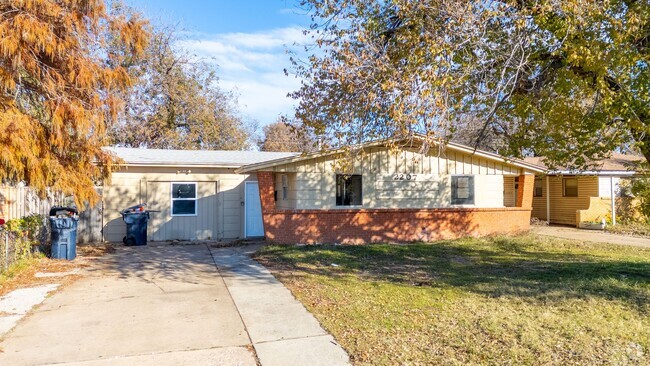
125 0 312 126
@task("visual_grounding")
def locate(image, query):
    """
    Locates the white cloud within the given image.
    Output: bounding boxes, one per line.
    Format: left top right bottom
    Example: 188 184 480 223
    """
175 27 310 125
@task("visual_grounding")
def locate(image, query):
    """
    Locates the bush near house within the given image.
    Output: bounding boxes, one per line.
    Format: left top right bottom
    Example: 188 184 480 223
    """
0 214 47 273
606 178 650 237
256 235 650 366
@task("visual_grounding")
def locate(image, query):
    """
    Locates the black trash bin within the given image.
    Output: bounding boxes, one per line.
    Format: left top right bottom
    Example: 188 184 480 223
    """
120 204 149 246
49 207 78 260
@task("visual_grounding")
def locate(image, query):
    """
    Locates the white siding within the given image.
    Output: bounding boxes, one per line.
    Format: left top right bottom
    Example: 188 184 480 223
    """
598 176 620 198
268 147 525 210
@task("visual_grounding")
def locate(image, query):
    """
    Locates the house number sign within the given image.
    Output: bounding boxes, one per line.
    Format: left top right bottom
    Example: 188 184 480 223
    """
392 173 417 181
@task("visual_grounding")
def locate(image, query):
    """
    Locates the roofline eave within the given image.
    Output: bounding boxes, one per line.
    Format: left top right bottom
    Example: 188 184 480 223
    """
237 136 547 174
116 163 243 169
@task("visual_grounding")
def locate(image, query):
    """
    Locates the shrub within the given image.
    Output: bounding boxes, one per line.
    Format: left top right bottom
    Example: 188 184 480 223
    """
630 177 650 223
1 215 47 265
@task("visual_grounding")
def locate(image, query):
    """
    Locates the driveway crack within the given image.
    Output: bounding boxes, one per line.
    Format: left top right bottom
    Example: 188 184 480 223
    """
147 279 166 293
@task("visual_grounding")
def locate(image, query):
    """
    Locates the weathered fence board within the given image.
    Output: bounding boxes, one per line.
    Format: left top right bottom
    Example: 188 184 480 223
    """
77 188 103 243
0 185 103 244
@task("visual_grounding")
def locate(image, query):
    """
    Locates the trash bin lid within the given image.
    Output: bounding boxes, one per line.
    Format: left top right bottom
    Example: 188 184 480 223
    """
120 203 147 215
49 206 78 217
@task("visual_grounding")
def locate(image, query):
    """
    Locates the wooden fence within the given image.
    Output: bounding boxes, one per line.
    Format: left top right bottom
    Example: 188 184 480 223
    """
0 185 104 244
0 185 63 220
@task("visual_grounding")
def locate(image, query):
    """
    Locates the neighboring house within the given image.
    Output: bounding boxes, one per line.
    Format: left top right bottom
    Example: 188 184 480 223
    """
523 154 642 227
237 136 545 244
101 148 297 243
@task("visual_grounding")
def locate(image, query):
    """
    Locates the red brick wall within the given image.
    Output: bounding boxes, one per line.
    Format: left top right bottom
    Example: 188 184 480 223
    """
256 171 532 244
516 174 535 209
257 171 275 211
260 208 531 244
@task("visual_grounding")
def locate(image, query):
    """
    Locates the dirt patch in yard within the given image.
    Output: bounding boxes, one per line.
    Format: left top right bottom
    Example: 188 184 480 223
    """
0 243 115 297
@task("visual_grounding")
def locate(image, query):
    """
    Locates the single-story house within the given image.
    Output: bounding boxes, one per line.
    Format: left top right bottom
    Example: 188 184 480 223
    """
101 148 298 243
236 136 545 244
523 154 642 227
95 137 545 244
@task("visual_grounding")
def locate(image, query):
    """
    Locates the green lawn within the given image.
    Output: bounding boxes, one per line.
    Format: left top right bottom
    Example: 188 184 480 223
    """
254 235 650 365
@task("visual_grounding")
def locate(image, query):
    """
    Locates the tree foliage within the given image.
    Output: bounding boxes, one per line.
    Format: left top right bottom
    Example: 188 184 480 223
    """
109 20 254 150
0 0 147 206
292 0 649 169
258 119 316 152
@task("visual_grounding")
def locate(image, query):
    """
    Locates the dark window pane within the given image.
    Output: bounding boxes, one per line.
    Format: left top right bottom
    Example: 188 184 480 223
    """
564 178 578 197
172 200 196 215
534 178 543 197
172 183 196 198
336 174 362 206
452 176 475 205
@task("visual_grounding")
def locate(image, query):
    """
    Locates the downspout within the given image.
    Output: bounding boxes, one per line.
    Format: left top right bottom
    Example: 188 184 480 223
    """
610 176 616 226
546 176 551 224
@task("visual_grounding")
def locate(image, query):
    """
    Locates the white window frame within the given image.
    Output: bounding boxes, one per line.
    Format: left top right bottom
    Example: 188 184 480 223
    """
171 182 198 217
451 175 475 206
281 174 288 200
335 174 363 207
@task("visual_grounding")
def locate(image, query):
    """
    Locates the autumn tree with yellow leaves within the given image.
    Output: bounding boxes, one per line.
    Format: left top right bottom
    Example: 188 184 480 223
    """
293 0 649 170
0 0 148 206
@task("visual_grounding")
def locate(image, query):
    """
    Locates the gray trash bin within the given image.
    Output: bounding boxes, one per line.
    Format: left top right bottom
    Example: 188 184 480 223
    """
49 207 78 260
120 204 149 246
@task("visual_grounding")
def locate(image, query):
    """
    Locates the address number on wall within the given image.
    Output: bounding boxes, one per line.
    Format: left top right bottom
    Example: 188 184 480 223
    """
392 173 417 181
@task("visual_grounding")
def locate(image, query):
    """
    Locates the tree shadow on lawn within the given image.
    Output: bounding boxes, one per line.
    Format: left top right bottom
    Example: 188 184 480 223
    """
255 236 650 309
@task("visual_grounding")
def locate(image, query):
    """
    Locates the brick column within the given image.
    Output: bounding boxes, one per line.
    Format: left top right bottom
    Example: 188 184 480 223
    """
516 174 535 209
256 171 275 213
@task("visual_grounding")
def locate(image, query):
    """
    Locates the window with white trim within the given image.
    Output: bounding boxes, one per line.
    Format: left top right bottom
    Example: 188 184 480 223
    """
281 174 288 200
336 174 362 206
451 176 475 205
171 182 197 216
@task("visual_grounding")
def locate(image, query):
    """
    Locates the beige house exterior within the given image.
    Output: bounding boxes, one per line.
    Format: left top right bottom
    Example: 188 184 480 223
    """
524 154 640 226
95 138 545 244
101 148 296 243
241 140 543 211
238 137 545 244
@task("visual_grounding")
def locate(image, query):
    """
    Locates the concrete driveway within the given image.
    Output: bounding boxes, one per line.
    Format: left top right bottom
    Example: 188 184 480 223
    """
0 244 349 366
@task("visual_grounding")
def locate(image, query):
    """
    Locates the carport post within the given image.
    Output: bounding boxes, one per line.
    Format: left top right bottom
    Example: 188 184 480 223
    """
4 231 8 270
610 176 616 226
546 176 551 224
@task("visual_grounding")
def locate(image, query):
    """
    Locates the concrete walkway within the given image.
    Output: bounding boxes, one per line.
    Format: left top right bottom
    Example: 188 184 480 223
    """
0 244 349 366
532 225 650 248
214 246 349 366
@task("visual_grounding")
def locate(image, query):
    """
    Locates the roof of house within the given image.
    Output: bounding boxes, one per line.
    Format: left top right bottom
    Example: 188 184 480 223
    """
106 147 299 168
236 135 547 174
523 153 642 175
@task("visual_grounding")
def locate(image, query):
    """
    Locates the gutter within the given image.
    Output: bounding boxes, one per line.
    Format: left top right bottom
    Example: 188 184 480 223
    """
116 163 243 169
546 171 637 176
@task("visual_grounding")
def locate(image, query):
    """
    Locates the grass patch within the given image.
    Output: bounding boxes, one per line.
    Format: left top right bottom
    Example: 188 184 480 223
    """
255 235 650 365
